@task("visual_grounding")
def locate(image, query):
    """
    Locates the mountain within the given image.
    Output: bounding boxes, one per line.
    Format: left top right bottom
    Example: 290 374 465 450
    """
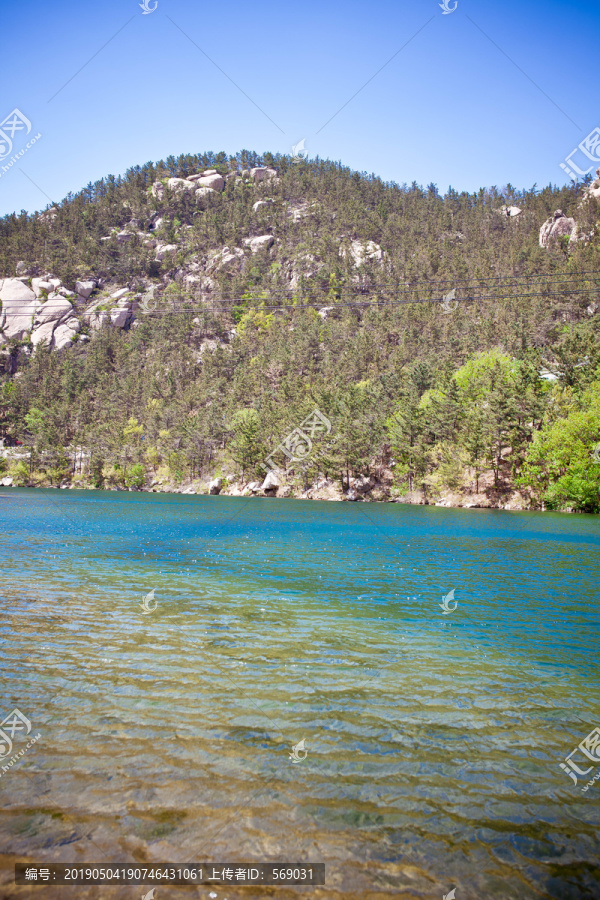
1 150 600 511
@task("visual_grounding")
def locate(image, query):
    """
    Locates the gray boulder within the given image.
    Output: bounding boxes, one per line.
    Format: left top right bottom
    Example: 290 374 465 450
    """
340 240 383 267
250 166 278 183
260 471 279 493
31 278 53 298
30 320 57 348
155 244 178 262
53 319 79 350
0 279 39 339
194 173 224 192
206 247 244 273
318 306 334 320
208 477 222 495
151 181 165 200
188 169 218 182
39 207 58 223
195 187 216 204
166 177 196 194
539 209 577 248
35 295 73 325
76 280 96 299
110 308 130 328
586 168 600 201
352 475 373 493
243 234 274 253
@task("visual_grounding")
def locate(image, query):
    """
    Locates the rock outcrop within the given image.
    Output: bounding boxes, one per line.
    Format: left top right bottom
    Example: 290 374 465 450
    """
31 278 53 298
539 209 577 248
52 318 80 349
194 173 224 192
250 166 278 184
243 235 274 254
497 205 522 218
152 169 225 201
155 243 178 262
76 280 96 299
30 296 78 349
260 471 279 493
340 240 383 267
209 477 222 495
39 207 58 223
581 167 600 203
0 279 39 339
252 200 273 212
35 296 73 325
206 247 245 273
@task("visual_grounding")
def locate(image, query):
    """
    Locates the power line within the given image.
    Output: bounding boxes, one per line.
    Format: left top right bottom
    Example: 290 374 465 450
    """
5 272 600 316
7 286 600 316
127 288 600 314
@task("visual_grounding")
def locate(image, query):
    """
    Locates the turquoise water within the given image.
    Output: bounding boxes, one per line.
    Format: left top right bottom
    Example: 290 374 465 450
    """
1 488 600 899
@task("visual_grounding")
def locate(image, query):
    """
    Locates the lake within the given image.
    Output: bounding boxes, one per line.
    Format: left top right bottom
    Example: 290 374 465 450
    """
1 489 599 899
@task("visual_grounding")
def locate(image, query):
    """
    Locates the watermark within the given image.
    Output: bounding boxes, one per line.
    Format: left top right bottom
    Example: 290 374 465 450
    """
560 126 600 181
0 108 41 180
139 0 158 13
0 708 41 777
439 589 457 615
439 0 457 13
261 409 332 476
441 288 458 314
142 890 157 900
22 869 52 883
140 589 157 614
17 864 325 885
289 739 307 763
291 139 307 163
139 285 158 314
560 724 600 792
0 108 32 160
443 891 456 900
592 443 600 463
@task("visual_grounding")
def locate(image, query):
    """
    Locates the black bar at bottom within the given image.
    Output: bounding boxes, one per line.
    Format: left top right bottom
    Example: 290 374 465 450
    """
15 862 325 885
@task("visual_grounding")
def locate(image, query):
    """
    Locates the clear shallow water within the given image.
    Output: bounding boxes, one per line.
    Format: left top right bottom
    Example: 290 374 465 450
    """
1 488 599 899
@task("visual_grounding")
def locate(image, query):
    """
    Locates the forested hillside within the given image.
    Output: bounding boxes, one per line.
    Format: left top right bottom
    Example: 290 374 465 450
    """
1 150 600 511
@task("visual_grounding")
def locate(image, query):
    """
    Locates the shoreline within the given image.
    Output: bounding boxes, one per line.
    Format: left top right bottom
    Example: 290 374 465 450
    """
0 478 541 512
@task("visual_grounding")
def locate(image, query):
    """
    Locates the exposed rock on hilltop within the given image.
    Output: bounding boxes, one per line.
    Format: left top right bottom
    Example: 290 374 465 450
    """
583 168 600 202
1 152 598 352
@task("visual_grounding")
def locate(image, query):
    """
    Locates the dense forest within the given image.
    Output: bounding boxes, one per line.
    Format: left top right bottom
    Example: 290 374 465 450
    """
1 150 600 511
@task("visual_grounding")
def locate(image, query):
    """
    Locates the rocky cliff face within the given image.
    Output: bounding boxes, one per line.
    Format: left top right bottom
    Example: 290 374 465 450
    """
538 209 578 248
0 164 388 352
1 155 599 358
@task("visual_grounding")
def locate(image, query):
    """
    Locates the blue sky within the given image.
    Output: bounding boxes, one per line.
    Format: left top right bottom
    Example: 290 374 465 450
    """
0 0 596 216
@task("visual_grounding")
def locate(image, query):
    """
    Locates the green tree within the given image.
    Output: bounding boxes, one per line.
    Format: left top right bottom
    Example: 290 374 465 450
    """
229 408 265 479
518 381 600 511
